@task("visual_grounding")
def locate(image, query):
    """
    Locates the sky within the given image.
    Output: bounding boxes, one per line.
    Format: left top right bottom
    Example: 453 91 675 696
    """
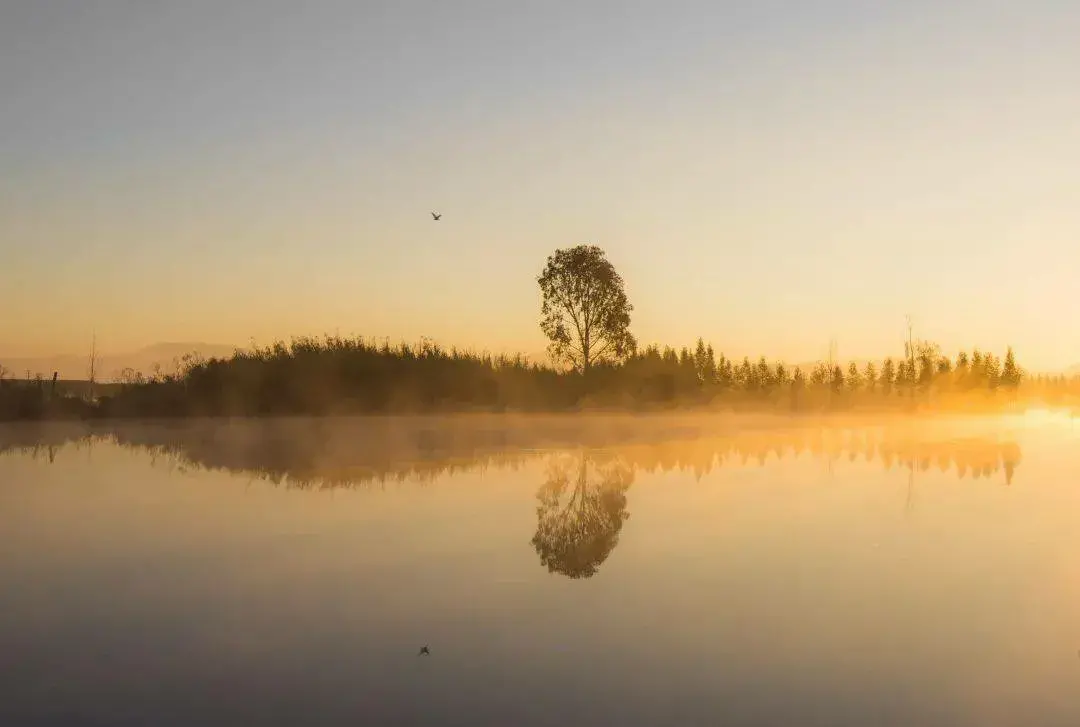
2 1 1079 371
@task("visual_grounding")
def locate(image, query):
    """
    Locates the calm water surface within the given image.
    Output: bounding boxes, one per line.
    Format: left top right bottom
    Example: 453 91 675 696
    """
2 413 1079 727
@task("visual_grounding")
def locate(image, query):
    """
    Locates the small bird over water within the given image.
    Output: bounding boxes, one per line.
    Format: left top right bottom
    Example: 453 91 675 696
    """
418 645 430 656
431 211 441 221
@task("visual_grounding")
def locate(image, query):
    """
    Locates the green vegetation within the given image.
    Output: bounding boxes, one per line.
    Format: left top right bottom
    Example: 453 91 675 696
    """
2 244 1078 420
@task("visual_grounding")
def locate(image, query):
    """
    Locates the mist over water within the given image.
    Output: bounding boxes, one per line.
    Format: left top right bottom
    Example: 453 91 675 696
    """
2 413 1078 727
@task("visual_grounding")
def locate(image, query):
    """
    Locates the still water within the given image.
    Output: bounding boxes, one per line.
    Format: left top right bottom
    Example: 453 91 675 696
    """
2 413 1078 727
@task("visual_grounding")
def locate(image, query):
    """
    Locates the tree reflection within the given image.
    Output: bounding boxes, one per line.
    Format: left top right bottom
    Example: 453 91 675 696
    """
531 451 634 580
0 417 1026 489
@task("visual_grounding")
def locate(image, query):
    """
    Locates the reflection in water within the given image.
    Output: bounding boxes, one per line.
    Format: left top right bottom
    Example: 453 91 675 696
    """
532 451 634 579
0 418 1025 583
5 415 1076 727
0 416 1025 490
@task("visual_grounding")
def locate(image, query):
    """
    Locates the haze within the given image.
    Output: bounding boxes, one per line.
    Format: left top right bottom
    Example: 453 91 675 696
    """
3 1 1079 370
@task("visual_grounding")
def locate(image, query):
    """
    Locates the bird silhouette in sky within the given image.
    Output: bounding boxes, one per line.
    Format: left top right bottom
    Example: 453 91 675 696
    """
418 645 430 656
431 211 441 221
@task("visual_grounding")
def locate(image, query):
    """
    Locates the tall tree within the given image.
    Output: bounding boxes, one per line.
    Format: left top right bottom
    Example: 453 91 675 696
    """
737 356 754 391
832 364 845 392
678 347 699 393
538 245 635 373
915 341 940 387
971 349 985 386
863 361 878 393
757 356 774 390
704 343 718 385
846 361 862 392
718 355 734 389
954 351 970 390
984 353 1002 389
792 366 806 389
694 338 717 385
880 357 895 394
775 361 789 386
1001 346 1021 389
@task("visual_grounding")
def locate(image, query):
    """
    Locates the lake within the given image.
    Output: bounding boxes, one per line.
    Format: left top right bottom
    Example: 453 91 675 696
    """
2 412 1078 727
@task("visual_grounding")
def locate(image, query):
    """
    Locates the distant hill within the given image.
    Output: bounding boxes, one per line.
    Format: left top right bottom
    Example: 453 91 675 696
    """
0 342 237 381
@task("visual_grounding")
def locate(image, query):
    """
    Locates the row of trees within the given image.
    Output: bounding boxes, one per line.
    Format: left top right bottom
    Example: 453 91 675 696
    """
532 245 1055 410
537 245 1022 388
1 336 1073 421
32 334 1057 418
620 339 1022 396
0 244 1076 419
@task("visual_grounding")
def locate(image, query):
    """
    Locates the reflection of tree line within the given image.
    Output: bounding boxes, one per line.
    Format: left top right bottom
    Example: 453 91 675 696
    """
1 419 1023 581
624 429 1023 485
0 419 1022 488
530 433 1022 579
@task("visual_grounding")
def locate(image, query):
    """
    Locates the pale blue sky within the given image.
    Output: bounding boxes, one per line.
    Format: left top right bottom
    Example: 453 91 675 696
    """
2 1 1079 369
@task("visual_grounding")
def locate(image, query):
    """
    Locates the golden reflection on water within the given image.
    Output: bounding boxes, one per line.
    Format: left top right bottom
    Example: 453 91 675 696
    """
0 415 1029 583
0 414 1026 489
3 415 1080 726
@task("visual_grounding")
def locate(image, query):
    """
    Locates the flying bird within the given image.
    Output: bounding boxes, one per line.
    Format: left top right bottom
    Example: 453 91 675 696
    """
418 645 430 656
431 211 441 221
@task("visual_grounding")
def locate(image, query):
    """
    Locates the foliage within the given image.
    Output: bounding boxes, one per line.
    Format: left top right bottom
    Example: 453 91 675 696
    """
1 244 1076 420
538 244 635 373
4 333 1075 420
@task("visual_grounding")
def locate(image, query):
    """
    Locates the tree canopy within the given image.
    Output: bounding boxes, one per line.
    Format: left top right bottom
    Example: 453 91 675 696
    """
538 245 635 373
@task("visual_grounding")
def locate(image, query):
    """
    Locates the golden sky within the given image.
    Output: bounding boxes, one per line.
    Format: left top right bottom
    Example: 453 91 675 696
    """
2 2 1079 369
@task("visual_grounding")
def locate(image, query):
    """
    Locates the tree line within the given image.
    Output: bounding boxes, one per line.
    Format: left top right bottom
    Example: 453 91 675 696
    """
0 244 1077 420
0 333 1066 420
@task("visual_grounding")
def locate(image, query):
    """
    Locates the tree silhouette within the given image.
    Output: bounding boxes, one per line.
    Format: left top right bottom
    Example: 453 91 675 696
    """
863 361 877 393
984 352 1002 389
914 341 940 388
775 361 789 386
757 356 774 389
880 357 895 394
846 361 862 393
693 338 717 385
1001 347 1021 389
530 451 634 579
832 364 844 392
538 245 635 374
971 349 985 386
792 366 806 388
